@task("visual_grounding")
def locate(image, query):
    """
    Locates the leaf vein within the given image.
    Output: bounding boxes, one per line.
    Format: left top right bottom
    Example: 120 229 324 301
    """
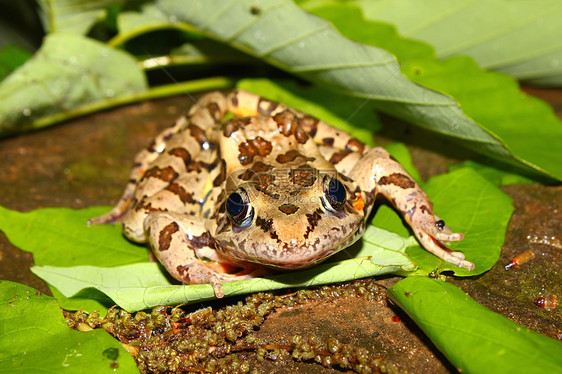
259 24 331 57
290 59 395 73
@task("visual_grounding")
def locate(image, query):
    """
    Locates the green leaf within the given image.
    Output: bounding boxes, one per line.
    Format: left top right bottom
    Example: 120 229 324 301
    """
7 0 561 180
402 56 562 185
388 277 562 373
31 226 417 311
0 281 138 373
302 2 562 180
116 0 560 181
450 160 534 187
358 0 562 86
0 46 32 82
0 205 148 267
373 167 513 276
237 78 379 146
36 0 124 35
0 33 147 136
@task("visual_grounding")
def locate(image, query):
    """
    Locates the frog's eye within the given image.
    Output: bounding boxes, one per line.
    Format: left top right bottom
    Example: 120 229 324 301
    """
226 188 253 228
322 176 346 212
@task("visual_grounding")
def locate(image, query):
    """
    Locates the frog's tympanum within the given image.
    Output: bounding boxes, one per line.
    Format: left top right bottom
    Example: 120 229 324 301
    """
90 91 473 297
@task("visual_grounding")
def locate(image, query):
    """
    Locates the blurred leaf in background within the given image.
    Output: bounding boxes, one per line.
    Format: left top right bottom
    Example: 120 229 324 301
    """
357 0 562 86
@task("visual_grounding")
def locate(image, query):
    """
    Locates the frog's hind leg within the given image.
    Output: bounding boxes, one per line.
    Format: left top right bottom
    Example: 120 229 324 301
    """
89 92 228 225
88 118 190 225
350 147 474 270
145 211 264 298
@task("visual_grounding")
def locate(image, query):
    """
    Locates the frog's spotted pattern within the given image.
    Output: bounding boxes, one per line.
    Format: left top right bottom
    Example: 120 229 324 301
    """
90 90 473 297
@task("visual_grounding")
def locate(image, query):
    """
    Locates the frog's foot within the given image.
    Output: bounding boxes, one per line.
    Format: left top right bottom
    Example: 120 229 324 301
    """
206 268 265 298
189 259 266 298
87 200 132 225
87 181 140 225
413 221 474 271
174 263 262 298
349 147 474 270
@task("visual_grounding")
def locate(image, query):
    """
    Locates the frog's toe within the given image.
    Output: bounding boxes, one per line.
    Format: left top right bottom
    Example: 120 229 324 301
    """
434 231 464 242
210 276 225 298
87 209 121 225
206 270 264 298
416 230 474 271
448 250 465 260
454 257 475 271
417 215 463 243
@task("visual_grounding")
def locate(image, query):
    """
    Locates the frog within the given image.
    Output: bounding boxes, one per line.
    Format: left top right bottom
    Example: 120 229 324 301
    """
89 90 474 297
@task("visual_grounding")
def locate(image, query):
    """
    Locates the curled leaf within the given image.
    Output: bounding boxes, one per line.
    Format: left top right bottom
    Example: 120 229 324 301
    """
388 277 562 373
31 226 417 311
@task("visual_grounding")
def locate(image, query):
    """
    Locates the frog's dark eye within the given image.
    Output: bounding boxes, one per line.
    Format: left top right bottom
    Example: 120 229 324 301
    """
322 176 346 212
226 188 253 228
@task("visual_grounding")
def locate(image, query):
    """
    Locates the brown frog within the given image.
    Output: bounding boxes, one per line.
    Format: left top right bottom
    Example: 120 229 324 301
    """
90 90 473 297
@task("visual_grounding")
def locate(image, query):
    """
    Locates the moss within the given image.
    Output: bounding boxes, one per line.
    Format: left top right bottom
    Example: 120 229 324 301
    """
66 279 408 374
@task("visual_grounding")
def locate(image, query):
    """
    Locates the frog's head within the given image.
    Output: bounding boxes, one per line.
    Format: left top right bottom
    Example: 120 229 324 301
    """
212 167 366 269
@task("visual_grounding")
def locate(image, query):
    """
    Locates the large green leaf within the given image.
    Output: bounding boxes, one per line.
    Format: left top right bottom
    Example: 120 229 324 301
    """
3 0 561 180
0 281 138 373
0 33 147 136
358 0 562 86
32 226 417 311
388 277 562 373
402 57 562 186
115 0 560 180
302 2 562 180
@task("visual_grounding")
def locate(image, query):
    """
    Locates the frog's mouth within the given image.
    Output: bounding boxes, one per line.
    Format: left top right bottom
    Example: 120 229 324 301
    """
216 228 362 270
248 248 338 270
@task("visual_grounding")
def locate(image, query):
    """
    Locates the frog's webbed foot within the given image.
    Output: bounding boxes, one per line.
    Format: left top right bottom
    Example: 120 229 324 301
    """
144 212 264 298
350 147 474 271
412 216 474 270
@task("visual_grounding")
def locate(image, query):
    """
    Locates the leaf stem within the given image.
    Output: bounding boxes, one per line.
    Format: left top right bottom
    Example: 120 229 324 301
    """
32 76 235 130
139 53 256 70
107 23 201 48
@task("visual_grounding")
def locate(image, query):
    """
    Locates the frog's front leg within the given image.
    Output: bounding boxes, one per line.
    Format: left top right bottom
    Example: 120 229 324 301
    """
351 147 474 270
144 211 262 298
